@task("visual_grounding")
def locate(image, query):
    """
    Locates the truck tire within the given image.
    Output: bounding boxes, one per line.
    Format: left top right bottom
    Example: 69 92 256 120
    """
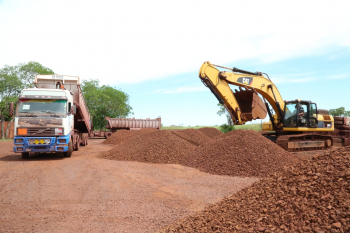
64 140 73 157
74 138 80 151
22 152 29 159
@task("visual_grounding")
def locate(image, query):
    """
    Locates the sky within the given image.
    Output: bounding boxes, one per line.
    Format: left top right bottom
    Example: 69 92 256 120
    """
0 0 349 126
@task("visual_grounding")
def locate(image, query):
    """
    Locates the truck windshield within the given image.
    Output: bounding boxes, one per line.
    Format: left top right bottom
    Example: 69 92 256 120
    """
17 99 67 117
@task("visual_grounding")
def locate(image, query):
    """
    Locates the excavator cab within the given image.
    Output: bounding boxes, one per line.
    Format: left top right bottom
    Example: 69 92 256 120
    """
283 100 318 128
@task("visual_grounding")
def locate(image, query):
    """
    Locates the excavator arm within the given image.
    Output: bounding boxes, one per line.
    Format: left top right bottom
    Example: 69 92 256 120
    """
199 61 285 128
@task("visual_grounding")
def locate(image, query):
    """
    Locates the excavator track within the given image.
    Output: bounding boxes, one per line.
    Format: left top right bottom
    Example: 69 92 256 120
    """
276 134 333 152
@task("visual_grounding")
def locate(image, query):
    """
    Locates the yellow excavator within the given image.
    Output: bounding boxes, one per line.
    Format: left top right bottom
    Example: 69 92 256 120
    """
199 61 350 151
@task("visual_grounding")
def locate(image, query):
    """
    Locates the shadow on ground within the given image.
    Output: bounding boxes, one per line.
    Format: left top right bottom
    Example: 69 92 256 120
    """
0 152 65 162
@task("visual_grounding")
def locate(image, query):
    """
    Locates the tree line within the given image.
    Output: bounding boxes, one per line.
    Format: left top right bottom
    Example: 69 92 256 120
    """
81 79 133 130
0 61 133 139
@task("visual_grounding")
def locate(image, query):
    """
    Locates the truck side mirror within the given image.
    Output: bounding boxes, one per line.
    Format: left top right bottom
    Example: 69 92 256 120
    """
9 102 14 117
71 105 77 115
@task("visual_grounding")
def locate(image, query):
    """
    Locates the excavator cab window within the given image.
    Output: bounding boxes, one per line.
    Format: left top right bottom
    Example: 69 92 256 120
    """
284 101 318 128
284 102 298 127
299 103 308 127
308 103 318 128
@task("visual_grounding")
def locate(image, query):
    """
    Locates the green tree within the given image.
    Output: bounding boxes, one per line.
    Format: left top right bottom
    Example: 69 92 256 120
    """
219 124 234 133
0 74 23 138
0 61 54 138
329 107 350 117
217 103 234 133
1 61 54 88
217 103 233 125
81 79 133 130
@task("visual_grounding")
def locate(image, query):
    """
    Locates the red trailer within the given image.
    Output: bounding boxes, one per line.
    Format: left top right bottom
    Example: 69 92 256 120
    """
332 116 350 147
90 117 161 139
105 117 161 131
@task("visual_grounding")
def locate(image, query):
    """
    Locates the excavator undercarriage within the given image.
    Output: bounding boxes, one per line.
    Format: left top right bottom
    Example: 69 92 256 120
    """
275 134 333 152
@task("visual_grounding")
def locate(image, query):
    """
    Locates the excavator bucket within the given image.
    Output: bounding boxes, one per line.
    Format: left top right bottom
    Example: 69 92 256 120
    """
233 87 267 121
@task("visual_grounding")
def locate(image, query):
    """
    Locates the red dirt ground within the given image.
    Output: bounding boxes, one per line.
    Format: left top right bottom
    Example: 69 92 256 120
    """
0 139 257 232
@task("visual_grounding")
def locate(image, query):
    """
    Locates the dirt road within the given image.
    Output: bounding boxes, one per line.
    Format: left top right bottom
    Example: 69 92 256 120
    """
0 139 258 232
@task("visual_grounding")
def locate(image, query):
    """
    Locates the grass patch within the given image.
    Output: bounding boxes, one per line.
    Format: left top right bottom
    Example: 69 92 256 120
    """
161 126 220 130
234 124 262 131
162 124 262 132
0 139 12 141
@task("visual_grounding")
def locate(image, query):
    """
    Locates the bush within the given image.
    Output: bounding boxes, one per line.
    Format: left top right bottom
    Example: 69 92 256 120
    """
219 124 234 133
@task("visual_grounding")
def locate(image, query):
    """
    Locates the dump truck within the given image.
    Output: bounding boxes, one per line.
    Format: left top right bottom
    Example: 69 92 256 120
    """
10 75 91 159
89 117 161 139
199 61 350 151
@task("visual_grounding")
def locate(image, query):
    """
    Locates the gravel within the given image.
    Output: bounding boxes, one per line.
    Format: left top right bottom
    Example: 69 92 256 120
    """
102 128 158 145
159 146 350 233
184 129 298 177
99 130 196 164
100 128 297 178
197 127 223 139
170 129 212 146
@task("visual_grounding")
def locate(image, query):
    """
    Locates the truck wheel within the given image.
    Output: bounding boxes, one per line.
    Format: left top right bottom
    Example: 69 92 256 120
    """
74 139 80 151
64 140 73 157
22 152 29 159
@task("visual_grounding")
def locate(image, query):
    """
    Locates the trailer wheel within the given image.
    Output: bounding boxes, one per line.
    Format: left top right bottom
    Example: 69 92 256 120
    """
64 140 73 157
105 132 112 139
82 133 88 146
22 152 29 159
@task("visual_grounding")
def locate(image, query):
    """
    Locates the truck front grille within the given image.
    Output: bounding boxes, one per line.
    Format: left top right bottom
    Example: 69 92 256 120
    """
18 127 61 136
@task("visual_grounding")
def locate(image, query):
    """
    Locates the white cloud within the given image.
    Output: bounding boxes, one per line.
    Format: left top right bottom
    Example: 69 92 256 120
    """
268 77 316 84
271 73 317 83
153 85 207 94
325 73 349 79
0 0 350 85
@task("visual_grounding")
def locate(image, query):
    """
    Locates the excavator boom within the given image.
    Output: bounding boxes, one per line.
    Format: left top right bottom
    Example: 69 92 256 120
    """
199 61 284 127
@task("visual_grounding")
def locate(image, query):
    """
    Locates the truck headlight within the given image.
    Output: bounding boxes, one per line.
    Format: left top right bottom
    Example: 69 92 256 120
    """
18 128 27 135
44 139 50 144
34 139 39 145
29 139 35 145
